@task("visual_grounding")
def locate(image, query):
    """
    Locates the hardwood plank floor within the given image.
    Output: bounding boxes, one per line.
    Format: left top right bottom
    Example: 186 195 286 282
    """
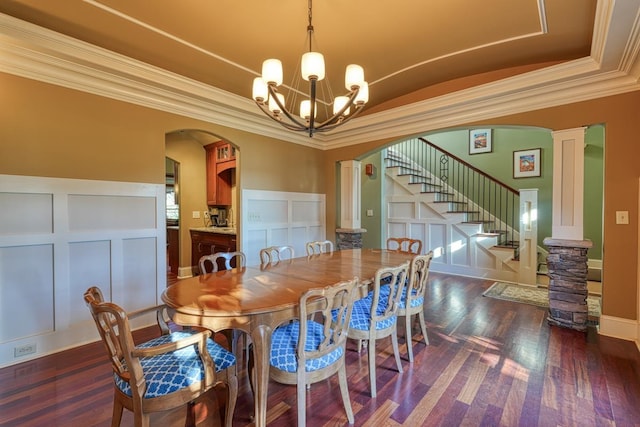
1 273 639 426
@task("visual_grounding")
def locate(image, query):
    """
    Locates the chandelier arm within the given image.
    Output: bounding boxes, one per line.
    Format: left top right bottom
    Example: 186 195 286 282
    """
314 104 365 132
313 88 360 130
266 84 309 129
254 101 310 131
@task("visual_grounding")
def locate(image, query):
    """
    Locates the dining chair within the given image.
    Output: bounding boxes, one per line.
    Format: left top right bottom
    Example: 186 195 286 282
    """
259 245 295 264
269 278 359 426
305 240 334 256
199 251 249 362
345 261 409 398
386 237 423 254
398 251 434 362
199 251 246 274
83 286 238 427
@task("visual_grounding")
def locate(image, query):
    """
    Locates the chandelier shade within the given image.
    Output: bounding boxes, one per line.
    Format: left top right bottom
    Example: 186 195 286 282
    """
251 0 368 137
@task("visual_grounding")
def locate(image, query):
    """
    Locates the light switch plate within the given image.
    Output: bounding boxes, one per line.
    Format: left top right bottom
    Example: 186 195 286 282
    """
192 211 201 219
616 210 629 224
366 209 374 217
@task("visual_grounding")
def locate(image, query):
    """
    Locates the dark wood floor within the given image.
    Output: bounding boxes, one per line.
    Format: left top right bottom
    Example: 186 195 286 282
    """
2 273 640 426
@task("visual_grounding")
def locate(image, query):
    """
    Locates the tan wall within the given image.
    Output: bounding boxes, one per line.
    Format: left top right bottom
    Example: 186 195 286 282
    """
325 90 640 321
0 73 326 272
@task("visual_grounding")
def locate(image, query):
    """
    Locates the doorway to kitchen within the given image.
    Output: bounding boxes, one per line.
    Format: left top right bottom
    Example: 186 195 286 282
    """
166 157 179 282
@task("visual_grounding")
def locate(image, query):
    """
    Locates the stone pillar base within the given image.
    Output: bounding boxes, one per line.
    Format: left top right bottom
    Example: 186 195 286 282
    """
336 228 366 250
543 238 592 332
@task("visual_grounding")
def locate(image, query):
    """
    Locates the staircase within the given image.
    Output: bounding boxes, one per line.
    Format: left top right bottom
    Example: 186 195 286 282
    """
384 137 538 285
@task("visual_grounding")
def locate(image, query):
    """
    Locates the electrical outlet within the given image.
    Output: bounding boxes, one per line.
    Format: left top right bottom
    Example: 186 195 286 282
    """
616 211 629 224
14 343 36 358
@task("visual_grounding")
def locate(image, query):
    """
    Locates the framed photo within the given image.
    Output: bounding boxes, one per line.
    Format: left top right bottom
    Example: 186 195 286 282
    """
513 148 541 178
469 129 492 154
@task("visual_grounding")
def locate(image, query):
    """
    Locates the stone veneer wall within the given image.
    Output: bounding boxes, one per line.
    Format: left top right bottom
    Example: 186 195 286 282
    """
336 228 366 249
543 238 592 332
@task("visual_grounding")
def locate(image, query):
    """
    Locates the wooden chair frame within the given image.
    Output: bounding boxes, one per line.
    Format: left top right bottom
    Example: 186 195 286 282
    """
399 251 434 362
305 240 335 256
386 237 423 254
84 287 238 427
199 251 246 274
259 245 295 265
346 261 409 397
269 279 358 426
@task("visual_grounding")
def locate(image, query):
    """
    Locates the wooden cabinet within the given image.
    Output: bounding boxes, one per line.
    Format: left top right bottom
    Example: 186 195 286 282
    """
206 141 235 206
190 230 237 274
167 227 179 274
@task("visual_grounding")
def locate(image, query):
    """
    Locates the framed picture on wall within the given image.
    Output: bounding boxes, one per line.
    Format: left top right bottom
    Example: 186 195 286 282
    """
469 129 492 154
513 148 541 178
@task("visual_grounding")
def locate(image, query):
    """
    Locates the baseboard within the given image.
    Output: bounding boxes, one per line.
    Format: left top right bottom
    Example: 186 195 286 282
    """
598 315 639 347
177 266 194 279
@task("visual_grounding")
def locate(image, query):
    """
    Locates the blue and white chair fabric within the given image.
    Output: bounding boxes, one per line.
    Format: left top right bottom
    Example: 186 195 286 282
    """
269 278 358 427
84 286 238 427
343 261 409 398
398 251 434 362
115 331 237 398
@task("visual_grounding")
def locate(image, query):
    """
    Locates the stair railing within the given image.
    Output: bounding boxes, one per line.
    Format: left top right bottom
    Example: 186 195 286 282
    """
388 137 520 249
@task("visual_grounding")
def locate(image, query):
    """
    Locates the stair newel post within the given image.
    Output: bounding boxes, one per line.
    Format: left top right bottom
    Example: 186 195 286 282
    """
519 189 538 285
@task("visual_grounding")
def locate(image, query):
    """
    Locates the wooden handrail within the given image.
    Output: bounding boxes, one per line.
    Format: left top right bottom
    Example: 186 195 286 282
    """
418 137 520 195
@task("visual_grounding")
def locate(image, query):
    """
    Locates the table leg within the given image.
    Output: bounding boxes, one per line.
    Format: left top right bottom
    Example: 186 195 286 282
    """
250 324 272 427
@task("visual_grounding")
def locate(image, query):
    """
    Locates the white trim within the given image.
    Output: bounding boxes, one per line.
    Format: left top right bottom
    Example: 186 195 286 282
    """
598 315 640 345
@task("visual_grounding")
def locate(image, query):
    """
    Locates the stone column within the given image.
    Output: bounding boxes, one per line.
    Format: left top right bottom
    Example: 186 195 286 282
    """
336 228 367 249
543 238 592 331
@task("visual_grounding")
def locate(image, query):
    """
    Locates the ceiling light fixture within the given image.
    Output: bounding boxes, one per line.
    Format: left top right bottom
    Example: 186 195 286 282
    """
251 0 368 137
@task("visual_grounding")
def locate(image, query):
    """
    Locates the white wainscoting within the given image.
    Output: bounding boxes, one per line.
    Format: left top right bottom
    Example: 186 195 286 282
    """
0 175 165 368
241 190 326 265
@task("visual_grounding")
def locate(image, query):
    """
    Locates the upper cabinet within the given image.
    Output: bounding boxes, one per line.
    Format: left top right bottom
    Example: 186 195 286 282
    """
215 142 236 163
206 141 236 206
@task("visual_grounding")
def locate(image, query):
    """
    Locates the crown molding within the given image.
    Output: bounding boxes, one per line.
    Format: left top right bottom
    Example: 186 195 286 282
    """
0 0 639 151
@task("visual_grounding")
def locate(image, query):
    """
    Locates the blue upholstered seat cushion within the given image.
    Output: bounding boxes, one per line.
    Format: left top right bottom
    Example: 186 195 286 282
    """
398 286 423 309
270 320 343 373
348 288 396 331
115 331 236 399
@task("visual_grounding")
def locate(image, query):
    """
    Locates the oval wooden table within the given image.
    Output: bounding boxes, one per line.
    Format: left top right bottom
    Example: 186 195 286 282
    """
162 248 414 427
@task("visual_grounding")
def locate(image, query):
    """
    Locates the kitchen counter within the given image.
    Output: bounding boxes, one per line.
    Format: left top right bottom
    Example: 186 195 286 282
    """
190 226 236 235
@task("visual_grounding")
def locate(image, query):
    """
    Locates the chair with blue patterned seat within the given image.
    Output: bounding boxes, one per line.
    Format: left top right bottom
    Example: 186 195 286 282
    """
398 251 434 362
345 261 409 398
84 286 238 427
269 278 359 426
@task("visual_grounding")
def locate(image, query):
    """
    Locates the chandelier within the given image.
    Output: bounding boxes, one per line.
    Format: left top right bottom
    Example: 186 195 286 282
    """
251 0 369 137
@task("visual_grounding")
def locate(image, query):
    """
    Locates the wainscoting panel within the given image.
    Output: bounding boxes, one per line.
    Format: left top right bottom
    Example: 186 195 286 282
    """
0 174 165 368
241 190 325 266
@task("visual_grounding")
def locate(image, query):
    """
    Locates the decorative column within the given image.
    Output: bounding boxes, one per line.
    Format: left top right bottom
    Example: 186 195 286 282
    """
337 160 366 249
545 127 591 331
543 238 592 331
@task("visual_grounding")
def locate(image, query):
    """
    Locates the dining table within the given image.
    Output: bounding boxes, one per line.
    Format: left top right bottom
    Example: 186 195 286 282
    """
161 248 415 427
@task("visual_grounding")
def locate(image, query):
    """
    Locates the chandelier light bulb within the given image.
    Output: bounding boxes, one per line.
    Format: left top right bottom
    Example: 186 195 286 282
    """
355 81 369 105
301 52 325 81
300 100 318 119
262 59 283 86
252 77 268 103
333 96 351 116
268 92 285 114
345 64 365 90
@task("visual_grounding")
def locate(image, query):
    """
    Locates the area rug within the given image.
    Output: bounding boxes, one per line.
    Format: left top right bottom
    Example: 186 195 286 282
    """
483 282 601 318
